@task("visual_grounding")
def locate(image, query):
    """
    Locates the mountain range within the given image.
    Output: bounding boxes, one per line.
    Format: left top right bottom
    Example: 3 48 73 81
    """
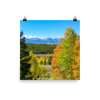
25 36 80 44
25 37 60 44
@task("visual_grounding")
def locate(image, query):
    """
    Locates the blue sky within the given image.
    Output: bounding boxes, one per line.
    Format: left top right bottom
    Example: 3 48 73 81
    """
20 20 80 39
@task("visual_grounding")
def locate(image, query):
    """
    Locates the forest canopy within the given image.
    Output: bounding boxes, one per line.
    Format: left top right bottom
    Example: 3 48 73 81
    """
26 43 57 54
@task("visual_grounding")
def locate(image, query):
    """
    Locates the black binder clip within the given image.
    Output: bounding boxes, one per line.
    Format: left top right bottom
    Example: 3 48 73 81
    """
73 16 77 21
23 16 27 21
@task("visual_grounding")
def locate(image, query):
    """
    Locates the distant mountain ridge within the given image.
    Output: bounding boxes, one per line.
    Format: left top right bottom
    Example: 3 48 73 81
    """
25 37 60 44
25 36 80 44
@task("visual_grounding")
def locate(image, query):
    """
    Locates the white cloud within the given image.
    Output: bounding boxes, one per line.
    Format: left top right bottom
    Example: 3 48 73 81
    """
24 35 36 38
39 37 41 38
24 35 27 38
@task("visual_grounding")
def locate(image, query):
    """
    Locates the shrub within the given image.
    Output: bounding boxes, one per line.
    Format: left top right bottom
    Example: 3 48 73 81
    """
37 56 40 58
44 59 46 65
40 60 43 64
48 56 52 65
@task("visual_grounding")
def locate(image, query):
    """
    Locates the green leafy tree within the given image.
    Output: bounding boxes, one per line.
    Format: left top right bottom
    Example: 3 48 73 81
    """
29 51 47 79
29 56 39 79
58 27 80 80
20 31 31 80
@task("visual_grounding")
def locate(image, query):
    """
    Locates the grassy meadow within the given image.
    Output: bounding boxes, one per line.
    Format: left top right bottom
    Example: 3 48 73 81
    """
34 54 54 59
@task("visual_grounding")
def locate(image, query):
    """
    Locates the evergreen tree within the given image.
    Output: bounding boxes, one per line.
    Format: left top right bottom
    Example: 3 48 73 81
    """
40 60 43 65
44 59 46 65
20 31 31 80
48 56 52 65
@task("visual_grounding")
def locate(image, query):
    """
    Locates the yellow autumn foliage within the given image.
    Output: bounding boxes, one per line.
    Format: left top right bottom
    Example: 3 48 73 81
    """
36 57 48 64
46 59 48 63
